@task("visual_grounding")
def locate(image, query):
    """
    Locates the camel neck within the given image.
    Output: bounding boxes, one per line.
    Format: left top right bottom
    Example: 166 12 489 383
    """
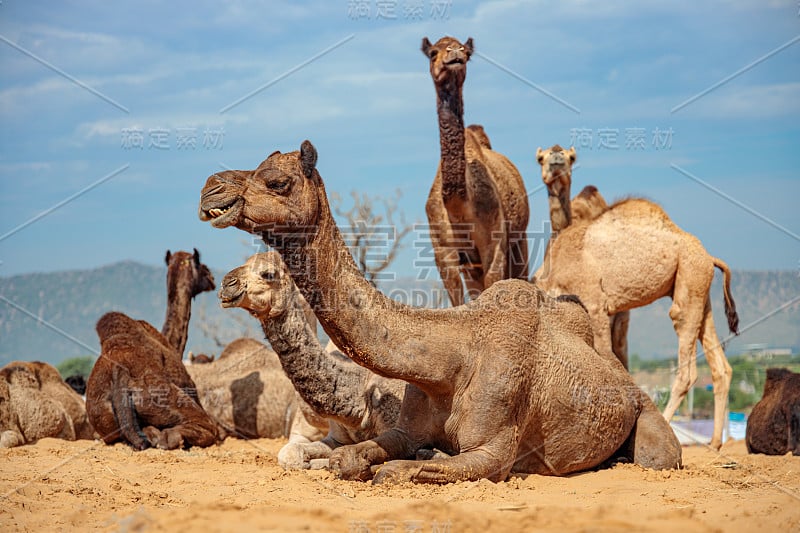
548 190 572 234
436 81 467 203
161 273 192 357
259 295 367 428
265 181 451 389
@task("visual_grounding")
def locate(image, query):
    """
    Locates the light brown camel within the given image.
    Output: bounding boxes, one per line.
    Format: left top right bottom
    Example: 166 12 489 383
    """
85 250 218 450
422 36 529 307
746 368 800 456
536 145 630 366
219 252 406 469
0 361 94 448
532 161 740 449
161 248 215 356
184 337 329 467
198 140 681 484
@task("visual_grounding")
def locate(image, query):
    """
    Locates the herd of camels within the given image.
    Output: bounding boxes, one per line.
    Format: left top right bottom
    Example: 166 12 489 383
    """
7 36 795 481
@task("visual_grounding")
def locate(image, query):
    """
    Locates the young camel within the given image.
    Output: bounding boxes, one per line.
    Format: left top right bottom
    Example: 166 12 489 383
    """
86 250 218 450
422 36 529 306
218 252 405 469
535 145 630 367
532 147 739 450
198 140 681 484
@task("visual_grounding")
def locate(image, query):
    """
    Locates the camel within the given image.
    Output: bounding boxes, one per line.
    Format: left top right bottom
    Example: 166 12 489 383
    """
187 352 215 364
85 250 218 450
0 361 94 448
536 145 630 366
746 368 800 456
161 248 215 356
532 149 739 450
198 140 681 484
218 252 406 468
184 337 330 466
422 36 529 307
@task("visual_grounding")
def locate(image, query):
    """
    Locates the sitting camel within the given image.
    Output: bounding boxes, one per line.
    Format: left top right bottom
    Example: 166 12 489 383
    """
746 368 800 456
198 140 681 484
536 145 630 366
0 361 95 448
532 145 739 450
218 252 405 469
184 337 330 466
85 250 218 450
422 36 529 307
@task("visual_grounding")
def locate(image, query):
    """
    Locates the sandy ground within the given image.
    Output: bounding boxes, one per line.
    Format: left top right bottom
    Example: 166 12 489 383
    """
1 437 798 532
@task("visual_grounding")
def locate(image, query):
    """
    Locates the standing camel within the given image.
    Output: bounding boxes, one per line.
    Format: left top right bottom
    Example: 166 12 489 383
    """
532 152 739 450
535 145 630 366
198 140 680 484
422 36 529 306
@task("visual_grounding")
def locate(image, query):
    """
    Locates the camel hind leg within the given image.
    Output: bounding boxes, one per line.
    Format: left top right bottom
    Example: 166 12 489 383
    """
699 298 733 450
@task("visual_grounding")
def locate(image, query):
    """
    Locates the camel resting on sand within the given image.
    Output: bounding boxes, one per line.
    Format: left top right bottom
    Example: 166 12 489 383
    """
198 140 681 484
1 361 95 448
185 337 330 467
218 252 406 469
746 368 800 456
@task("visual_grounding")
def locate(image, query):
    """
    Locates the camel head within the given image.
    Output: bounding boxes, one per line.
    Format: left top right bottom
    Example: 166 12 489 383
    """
198 141 321 239
536 144 577 193
165 248 216 298
421 36 474 86
218 252 294 320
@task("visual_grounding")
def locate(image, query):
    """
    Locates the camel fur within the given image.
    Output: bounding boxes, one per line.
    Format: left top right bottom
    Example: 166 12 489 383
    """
533 147 739 450
198 140 681 484
0 361 94 448
85 250 218 450
422 36 529 306
219 252 405 469
746 368 800 456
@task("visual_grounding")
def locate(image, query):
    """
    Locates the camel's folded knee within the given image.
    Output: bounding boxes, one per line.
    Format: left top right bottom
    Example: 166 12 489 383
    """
630 405 682 470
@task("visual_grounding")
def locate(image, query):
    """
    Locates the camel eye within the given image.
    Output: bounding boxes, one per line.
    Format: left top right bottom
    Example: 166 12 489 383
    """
261 271 277 282
267 178 290 192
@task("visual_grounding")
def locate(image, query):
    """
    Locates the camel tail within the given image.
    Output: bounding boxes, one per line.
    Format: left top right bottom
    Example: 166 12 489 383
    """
713 257 739 335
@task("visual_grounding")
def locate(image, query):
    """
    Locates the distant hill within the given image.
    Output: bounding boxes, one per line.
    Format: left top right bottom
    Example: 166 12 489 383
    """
1 262 798 368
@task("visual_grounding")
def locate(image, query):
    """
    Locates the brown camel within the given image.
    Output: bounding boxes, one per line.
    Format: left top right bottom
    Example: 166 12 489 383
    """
532 155 740 449
187 352 215 364
198 140 681 484
746 368 800 456
0 361 94 447
85 250 218 450
219 252 405 469
422 36 529 307
536 145 630 366
161 248 215 356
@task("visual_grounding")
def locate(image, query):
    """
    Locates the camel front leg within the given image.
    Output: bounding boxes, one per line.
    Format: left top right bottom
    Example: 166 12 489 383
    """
372 448 513 485
426 201 466 307
587 303 615 361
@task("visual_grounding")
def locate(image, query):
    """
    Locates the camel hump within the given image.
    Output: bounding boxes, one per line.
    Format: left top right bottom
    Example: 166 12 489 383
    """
466 124 492 149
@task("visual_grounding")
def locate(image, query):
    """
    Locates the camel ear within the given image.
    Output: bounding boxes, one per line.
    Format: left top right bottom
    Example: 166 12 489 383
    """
535 147 544 164
421 37 433 57
300 140 317 179
464 37 474 57
193 248 201 266
568 146 577 163
165 250 172 266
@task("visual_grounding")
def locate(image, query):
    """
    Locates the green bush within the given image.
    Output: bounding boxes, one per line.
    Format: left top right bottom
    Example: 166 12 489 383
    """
56 356 96 379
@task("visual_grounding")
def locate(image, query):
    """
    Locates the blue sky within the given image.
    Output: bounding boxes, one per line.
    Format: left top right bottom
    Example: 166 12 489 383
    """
1 0 798 280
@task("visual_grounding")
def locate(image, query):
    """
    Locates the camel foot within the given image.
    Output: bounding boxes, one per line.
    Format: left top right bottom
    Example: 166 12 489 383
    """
329 447 374 481
372 461 421 485
309 458 329 470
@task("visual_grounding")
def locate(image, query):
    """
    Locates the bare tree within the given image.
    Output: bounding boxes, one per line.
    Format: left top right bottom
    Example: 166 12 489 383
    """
331 189 414 285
